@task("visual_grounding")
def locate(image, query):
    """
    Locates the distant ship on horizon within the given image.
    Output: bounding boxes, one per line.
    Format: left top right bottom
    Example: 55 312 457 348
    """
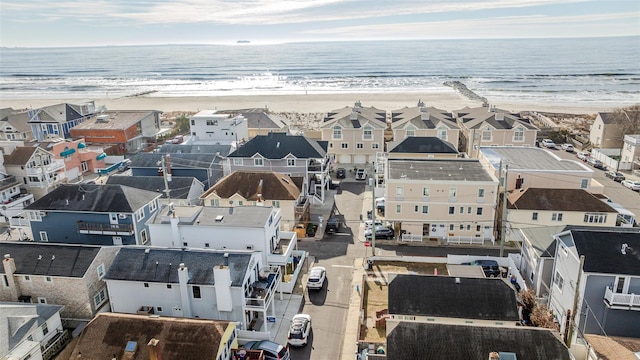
237 40 251 44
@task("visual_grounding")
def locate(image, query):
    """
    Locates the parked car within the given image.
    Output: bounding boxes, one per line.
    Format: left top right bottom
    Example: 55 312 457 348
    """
587 158 606 170
306 266 326 290
171 135 184 144
364 219 384 230
355 168 367 180
325 217 340 233
243 340 290 360
117 159 131 173
287 314 312 347
336 168 346 179
364 225 395 240
621 180 640 191
576 151 590 161
461 259 502 278
561 143 574 152
541 139 556 149
605 171 626 182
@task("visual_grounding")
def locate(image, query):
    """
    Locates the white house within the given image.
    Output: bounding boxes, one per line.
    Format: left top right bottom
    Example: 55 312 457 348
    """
189 110 248 145
104 247 280 333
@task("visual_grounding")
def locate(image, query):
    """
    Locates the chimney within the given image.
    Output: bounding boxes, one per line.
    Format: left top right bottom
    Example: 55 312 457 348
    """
148 338 163 360
489 352 500 360
495 112 504 121
2 254 20 301
420 109 430 121
256 179 264 204
177 263 192 317
224 253 229 266
165 154 172 182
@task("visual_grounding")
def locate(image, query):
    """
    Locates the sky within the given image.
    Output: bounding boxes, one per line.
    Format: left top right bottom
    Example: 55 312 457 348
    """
1 0 639 47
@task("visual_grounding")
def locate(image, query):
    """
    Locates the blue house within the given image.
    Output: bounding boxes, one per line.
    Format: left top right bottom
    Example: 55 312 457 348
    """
128 152 224 189
25 184 161 245
27 101 96 140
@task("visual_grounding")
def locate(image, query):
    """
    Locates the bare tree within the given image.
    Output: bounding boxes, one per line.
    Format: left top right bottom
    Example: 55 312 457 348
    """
616 105 640 135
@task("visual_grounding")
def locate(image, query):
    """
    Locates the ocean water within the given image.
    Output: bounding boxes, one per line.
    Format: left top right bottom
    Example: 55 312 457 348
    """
1 37 639 107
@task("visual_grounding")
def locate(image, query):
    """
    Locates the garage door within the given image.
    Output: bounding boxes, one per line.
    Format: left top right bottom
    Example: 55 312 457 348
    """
338 154 352 164
353 155 367 164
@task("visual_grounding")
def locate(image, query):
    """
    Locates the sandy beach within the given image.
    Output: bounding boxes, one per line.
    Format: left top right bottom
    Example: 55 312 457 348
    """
0 91 618 116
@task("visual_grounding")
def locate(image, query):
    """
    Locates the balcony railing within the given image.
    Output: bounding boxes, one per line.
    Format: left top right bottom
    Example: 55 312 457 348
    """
0 175 19 189
25 159 65 176
1 192 34 208
604 287 640 310
77 221 134 235
244 266 281 311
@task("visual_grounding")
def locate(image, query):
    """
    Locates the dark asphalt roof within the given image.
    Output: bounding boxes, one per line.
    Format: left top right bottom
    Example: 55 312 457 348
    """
105 176 199 199
104 247 252 286
3 147 38 166
202 170 301 201
157 144 233 156
389 275 520 321
129 152 221 168
0 242 102 277
508 188 616 212
569 229 640 275
387 322 570 360
389 137 458 154
227 132 327 159
26 184 160 212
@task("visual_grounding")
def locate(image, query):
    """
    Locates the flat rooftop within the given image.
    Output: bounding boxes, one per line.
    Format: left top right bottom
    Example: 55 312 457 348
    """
388 159 494 182
480 147 591 172
153 205 275 228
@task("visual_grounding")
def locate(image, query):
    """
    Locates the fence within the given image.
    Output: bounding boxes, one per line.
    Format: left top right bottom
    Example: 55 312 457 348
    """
400 233 422 242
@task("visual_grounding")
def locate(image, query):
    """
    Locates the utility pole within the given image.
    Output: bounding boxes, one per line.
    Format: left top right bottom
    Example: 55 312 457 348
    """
370 162 376 257
566 255 585 347
500 163 509 257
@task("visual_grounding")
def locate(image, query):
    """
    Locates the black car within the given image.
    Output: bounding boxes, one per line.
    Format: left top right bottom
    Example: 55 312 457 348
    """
605 170 625 182
336 168 346 179
364 225 394 240
325 217 340 233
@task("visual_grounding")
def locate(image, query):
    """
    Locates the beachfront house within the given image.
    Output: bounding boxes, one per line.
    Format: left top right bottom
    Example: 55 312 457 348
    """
548 228 640 340
0 302 67 360
106 175 205 206
621 134 640 172
588 111 635 149
321 101 386 164
147 205 302 277
230 108 291 138
69 110 162 155
454 106 538 158
24 184 161 245
2 146 66 200
0 109 33 141
103 246 281 333
0 242 120 319
66 313 238 360
390 101 460 148
225 132 330 204
129 152 225 190
200 170 307 230
189 110 248 145
478 146 603 193
27 101 96 141
384 159 498 244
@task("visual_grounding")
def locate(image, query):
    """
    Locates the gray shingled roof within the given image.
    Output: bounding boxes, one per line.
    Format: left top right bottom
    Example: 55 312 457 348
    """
228 132 327 159
1 302 65 350
387 322 570 360
0 242 102 277
391 105 459 130
104 247 252 286
389 275 520 321
388 159 494 181
105 176 200 199
389 137 458 154
157 144 233 156
520 226 566 258
454 106 538 130
26 184 160 212
322 102 387 128
129 152 221 169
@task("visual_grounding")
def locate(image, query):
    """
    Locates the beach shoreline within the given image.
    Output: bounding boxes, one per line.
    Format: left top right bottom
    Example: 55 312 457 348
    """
0 91 622 116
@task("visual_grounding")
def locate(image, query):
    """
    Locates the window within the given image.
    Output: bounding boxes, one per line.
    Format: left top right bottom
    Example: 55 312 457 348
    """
332 126 342 140
3 275 8 287
476 225 481 232
478 189 485 198
580 178 589 189
422 188 430 197
144 283 149 287
422 206 429 214
167 284 172 289
97 264 105 279
513 127 524 141
396 187 404 196
341 143 348 149
39 231 48 242
149 200 157 212
206 119 218 126
205 243 210 248
157 306 163 312
406 126 416 137
287 158 295 166
552 213 563 221
233 158 242 166
45 276 52 283
136 208 145 221
482 127 492 141
449 188 457 198
356 143 364 149
459 224 464 230
477 207 483 215
254 158 264 166
141 229 148 244
183 242 188 247
414 205 419 213
193 286 201 299
210 199 219 206
191 119 195 125
41 322 49 335
449 224 454 231
554 272 564 292
437 126 447 140
396 204 402 213
363 126 373 140
24 275 31 281
532 212 538 221
372 143 379 149
38 297 47 304
467 207 472 214
448 207 455 215
94 288 107 307
584 213 607 223
459 207 464 214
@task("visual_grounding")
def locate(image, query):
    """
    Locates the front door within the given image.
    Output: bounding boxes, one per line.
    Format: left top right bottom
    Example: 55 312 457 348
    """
109 213 118 225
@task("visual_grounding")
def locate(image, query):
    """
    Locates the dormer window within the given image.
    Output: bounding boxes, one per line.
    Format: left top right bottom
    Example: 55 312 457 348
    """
513 126 524 141
437 126 447 140
363 125 373 140
254 158 264 166
406 126 416 137
332 126 342 140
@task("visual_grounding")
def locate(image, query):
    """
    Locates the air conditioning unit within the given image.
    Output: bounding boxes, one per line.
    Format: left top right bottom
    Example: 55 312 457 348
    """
118 214 127 219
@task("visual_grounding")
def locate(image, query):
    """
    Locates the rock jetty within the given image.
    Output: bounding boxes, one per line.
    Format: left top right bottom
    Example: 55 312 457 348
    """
443 81 488 105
